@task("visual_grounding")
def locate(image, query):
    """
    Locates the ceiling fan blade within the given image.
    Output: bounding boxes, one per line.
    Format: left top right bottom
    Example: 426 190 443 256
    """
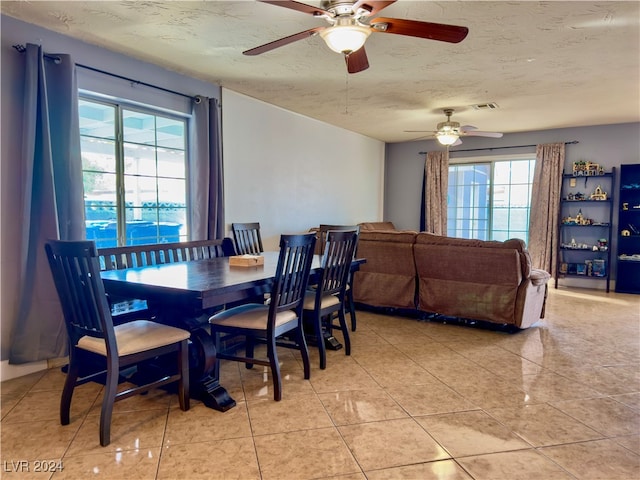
243 27 326 56
460 125 478 132
345 47 370 74
407 134 432 141
259 0 331 17
463 131 504 138
370 17 469 43
352 1 396 16
452 138 463 146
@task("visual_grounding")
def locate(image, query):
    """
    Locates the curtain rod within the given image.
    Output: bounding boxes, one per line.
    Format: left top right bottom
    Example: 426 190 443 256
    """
13 44 199 102
419 140 579 155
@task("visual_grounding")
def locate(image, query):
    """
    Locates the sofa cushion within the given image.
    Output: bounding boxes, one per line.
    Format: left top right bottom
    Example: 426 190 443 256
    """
415 233 532 278
415 244 522 324
503 239 533 278
353 230 417 309
359 230 417 243
358 221 396 231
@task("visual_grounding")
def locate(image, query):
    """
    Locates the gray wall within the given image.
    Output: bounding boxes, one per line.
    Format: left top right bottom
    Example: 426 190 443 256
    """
385 122 640 288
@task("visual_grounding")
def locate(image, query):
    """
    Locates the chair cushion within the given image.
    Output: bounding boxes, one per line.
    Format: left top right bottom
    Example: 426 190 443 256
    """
77 320 190 357
302 291 341 310
209 303 297 330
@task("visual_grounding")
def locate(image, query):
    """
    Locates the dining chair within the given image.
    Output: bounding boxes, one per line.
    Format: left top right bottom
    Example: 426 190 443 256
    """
303 229 359 369
209 233 316 401
45 239 191 447
318 224 360 331
231 222 264 255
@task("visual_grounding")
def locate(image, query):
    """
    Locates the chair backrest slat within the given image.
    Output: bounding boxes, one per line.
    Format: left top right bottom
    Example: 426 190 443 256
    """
270 233 316 315
319 229 359 296
97 238 236 271
231 222 264 255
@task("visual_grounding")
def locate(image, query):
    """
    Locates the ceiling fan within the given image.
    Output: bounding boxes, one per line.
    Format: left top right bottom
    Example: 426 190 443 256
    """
407 109 504 146
243 1 469 74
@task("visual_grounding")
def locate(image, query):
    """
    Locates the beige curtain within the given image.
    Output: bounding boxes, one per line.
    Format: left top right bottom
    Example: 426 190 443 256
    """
423 150 449 235
529 143 565 273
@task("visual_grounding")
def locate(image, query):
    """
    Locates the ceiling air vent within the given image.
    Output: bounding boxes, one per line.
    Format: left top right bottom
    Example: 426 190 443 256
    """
472 103 499 110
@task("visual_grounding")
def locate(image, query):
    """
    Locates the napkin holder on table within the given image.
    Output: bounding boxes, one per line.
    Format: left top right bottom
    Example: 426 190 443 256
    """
229 254 264 267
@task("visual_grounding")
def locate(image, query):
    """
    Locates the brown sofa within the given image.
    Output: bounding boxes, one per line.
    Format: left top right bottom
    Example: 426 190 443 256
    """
352 227 551 329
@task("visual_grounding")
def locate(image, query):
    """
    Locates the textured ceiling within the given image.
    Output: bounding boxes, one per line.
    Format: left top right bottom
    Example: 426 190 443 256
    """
2 1 639 143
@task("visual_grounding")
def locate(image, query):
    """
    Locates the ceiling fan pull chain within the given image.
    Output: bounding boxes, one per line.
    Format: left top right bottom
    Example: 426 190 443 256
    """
344 70 350 115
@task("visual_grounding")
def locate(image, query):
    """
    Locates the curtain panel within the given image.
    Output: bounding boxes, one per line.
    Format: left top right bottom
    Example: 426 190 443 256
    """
529 143 565 274
10 44 85 364
189 97 225 240
422 150 449 235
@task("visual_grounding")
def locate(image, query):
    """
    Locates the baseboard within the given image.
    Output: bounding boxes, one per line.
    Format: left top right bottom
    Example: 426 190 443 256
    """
0 359 47 381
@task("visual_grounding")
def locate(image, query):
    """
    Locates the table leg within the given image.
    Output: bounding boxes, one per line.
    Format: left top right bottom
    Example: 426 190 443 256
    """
320 314 343 350
302 323 343 351
150 306 237 412
324 332 343 350
188 328 236 411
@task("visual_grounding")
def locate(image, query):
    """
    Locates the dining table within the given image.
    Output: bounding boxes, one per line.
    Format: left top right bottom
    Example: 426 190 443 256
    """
101 251 365 412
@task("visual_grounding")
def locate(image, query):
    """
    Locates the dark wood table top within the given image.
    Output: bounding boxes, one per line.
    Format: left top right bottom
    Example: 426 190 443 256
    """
101 251 364 313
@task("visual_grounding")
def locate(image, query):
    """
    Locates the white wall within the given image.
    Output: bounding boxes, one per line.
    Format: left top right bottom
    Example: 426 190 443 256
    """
222 89 384 250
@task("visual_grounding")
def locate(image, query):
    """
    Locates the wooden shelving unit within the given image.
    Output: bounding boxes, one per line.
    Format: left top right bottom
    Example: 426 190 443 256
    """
555 167 615 292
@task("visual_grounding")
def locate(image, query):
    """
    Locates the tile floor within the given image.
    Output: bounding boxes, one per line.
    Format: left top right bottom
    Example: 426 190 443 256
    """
1 287 639 479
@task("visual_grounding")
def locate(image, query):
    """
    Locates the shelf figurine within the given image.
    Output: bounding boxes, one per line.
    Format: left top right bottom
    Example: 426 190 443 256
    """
566 191 585 201
572 161 605 177
589 185 607 201
597 239 608 251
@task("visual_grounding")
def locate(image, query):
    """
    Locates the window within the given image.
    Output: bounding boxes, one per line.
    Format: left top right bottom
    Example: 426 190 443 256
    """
448 155 535 242
79 98 188 247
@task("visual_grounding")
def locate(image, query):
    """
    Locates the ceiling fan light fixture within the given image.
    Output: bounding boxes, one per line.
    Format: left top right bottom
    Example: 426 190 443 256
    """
436 114 460 145
320 24 371 54
436 132 459 146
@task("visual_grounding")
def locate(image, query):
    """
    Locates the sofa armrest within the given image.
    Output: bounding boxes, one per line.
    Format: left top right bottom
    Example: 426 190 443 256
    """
530 268 551 286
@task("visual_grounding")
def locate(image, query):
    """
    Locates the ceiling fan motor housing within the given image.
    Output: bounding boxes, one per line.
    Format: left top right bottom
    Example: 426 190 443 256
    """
438 108 459 132
437 120 460 132
323 1 373 18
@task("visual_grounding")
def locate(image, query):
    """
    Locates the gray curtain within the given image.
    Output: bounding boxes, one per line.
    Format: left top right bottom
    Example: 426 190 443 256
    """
529 143 565 273
189 96 225 240
10 44 85 364
423 150 449 235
